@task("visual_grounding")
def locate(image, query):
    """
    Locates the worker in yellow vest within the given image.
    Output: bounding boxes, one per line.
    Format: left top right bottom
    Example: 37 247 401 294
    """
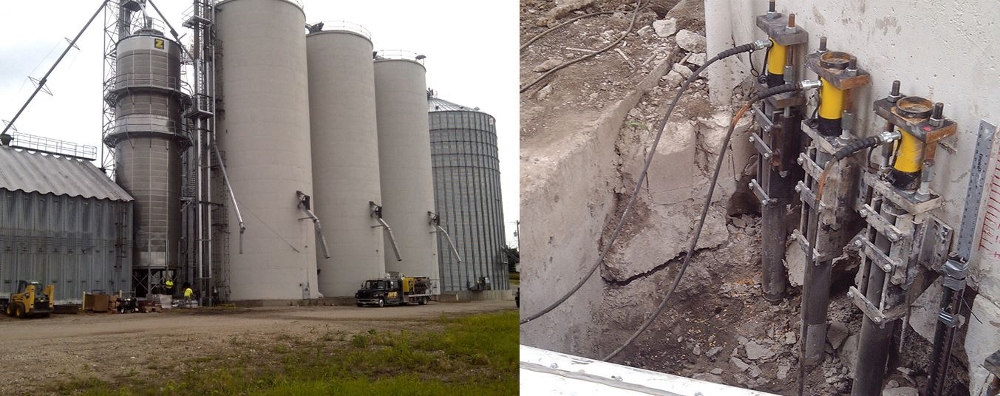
183 285 194 308
165 279 174 296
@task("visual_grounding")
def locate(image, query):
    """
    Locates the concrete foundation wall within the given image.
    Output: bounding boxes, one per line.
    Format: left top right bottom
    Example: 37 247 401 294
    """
705 2 1000 393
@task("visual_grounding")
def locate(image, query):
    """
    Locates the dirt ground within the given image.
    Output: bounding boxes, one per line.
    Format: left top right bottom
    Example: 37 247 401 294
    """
520 0 968 394
0 300 514 395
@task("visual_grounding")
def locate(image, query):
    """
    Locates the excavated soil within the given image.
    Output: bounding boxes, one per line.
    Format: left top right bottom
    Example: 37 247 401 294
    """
520 0 966 394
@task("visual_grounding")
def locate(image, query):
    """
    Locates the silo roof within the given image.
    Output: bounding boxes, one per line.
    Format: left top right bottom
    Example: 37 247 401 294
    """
428 96 476 112
0 146 133 201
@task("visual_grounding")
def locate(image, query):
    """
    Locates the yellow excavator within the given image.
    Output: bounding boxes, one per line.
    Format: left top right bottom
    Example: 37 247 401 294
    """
1 281 54 318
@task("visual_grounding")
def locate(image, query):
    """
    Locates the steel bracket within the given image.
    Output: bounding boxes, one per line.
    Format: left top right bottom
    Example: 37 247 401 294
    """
755 14 809 46
749 133 773 160
854 234 900 274
798 152 823 180
858 204 905 243
805 51 872 90
796 180 818 208
937 311 960 328
847 286 898 324
791 228 829 261
749 178 775 206
861 172 941 214
800 120 839 154
918 218 953 272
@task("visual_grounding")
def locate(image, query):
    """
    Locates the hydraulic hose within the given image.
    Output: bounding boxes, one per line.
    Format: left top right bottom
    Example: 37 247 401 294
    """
520 40 772 326
603 81 810 361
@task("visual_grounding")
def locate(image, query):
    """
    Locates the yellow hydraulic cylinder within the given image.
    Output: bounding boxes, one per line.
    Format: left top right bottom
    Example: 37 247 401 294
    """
767 39 786 76
893 130 924 173
818 78 844 120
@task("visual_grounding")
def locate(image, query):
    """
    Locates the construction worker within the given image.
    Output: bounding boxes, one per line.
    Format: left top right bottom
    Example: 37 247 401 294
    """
164 278 174 296
183 285 194 307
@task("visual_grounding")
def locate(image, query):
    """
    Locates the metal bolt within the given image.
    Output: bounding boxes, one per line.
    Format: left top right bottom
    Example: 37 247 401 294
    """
818 37 828 53
794 184 802 192
847 290 853 298
888 232 900 242
762 153 772 159
749 135 755 142
845 58 858 77
873 316 882 324
858 208 868 217
748 182 754 189
929 102 945 127
785 13 797 32
769 0 776 12
888 80 902 103
853 239 863 248
796 156 804 165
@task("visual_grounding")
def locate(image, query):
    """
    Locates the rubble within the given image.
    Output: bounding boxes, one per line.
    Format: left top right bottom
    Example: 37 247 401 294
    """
674 29 706 52
744 340 776 361
652 18 678 37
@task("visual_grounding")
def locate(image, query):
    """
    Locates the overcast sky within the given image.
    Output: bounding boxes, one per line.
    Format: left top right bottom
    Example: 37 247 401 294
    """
0 0 520 246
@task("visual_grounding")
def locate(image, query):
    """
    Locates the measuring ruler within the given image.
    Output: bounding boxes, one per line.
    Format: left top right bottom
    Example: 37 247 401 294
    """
972 120 999 259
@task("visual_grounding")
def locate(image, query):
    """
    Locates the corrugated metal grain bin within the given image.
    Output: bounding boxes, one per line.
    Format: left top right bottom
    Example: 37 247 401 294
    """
428 95 508 292
0 146 133 303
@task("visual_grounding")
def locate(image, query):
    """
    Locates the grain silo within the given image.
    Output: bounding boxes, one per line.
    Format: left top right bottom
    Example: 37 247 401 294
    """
102 27 187 296
215 0 319 300
428 93 508 292
306 22 385 297
374 53 439 289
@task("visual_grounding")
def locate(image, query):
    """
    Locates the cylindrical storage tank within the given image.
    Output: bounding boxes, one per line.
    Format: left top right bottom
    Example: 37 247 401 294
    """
374 53 439 288
103 29 187 296
428 95 508 292
306 23 385 297
215 0 318 300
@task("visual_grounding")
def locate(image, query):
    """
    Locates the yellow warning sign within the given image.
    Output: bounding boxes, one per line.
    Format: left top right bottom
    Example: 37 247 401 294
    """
154 38 164 49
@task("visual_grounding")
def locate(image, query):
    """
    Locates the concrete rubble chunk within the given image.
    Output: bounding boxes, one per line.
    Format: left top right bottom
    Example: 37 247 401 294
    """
686 52 707 67
744 340 776 361
671 63 693 80
784 331 797 345
533 58 564 73
706 346 723 358
827 321 850 349
777 364 790 380
693 344 702 355
652 18 678 37
675 29 707 52
730 356 750 371
737 336 749 345
710 368 724 375
748 365 762 378
882 387 919 396
536 85 554 100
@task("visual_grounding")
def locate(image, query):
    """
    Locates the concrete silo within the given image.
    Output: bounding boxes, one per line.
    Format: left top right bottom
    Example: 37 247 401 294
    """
374 53 439 288
428 94 508 292
103 27 188 296
215 0 319 300
306 23 385 297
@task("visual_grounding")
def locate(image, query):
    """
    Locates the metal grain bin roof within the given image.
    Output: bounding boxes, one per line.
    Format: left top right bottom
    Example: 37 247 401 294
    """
428 95 476 112
0 146 133 201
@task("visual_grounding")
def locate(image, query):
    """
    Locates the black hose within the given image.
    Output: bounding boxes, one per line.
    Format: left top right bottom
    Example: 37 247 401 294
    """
833 136 881 161
520 42 770 326
603 82 800 361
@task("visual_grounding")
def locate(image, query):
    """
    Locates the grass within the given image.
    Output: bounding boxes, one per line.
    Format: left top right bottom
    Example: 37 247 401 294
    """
56 310 519 396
